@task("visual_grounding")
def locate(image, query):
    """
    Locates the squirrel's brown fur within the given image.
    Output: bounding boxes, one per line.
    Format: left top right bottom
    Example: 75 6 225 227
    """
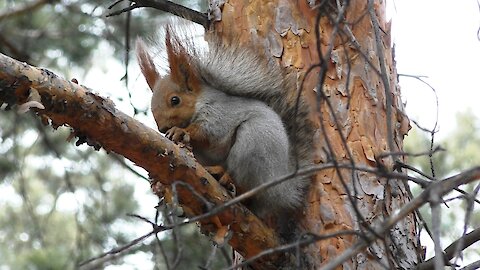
136 25 314 239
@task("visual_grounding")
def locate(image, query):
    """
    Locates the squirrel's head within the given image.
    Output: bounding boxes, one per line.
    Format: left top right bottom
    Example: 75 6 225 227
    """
150 76 199 133
136 37 201 133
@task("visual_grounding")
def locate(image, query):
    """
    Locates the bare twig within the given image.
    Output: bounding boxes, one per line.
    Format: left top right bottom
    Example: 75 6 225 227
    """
226 231 360 270
109 153 150 182
398 161 480 205
80 227 159 267
320 167 480 270
460 260 480 270
417 227 480 270
107 0 208 28
430 193 445 269
398 73 440 179
452 183 480 265
202 245 219 270
75 161 427 268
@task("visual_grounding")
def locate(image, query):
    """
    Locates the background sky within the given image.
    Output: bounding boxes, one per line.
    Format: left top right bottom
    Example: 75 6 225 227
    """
389 0 480 137
388 0 480 263
80 2 480 267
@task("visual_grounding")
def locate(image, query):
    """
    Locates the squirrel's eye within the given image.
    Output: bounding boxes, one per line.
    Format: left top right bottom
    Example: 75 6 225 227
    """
170 96 181 107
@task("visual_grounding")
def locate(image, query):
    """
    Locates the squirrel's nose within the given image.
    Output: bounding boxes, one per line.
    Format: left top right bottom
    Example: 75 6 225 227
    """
158 126 169 133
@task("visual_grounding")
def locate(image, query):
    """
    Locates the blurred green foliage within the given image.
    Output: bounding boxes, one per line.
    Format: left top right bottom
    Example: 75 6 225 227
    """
405 109 480 261
0 0 227 269
3 0 478 268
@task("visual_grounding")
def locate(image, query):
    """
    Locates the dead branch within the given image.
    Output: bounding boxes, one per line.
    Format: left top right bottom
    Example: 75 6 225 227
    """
417 227 480 270
107 0 208 28
460 260 480 270
0 53 282 270
320 166 480 270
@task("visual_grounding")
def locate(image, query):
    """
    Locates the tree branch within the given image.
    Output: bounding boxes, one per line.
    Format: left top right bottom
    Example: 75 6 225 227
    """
107 0 209 29
0 53 281 269
460 260 480 270
417 227 480 270
319 166 480 270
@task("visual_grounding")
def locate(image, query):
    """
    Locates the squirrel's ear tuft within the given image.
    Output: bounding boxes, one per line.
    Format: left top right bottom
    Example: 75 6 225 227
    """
165 25 201 93
136 38 160 91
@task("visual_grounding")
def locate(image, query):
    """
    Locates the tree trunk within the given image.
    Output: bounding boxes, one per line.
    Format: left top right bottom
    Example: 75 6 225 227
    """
212 0 418 268
0 1 422 269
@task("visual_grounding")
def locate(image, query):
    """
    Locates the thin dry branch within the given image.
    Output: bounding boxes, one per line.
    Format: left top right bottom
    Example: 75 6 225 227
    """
320 166 480 270
0 53 281 270
417 227 480 270
107 0 208 28
461 260 480 270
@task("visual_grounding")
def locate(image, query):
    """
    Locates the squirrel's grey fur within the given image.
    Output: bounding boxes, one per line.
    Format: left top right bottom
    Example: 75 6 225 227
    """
184 36 315 218
137 27 315 232
192 37 314 165
193 87 301 217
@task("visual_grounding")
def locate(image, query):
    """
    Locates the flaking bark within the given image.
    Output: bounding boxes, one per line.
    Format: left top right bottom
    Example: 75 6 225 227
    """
213 0 417 268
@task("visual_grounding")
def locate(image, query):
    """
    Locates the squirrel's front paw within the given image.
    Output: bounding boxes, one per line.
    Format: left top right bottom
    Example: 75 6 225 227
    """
165 127 191 144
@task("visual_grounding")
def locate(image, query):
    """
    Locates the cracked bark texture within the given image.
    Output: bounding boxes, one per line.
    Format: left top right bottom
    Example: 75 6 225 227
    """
0 0 420 268
211 0 418 268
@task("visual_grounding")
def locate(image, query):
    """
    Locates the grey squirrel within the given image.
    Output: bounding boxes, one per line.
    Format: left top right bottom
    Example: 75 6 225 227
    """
136 25 314 233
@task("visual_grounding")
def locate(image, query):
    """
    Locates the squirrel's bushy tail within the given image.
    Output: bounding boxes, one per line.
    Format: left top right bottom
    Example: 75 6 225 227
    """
187 33 315 166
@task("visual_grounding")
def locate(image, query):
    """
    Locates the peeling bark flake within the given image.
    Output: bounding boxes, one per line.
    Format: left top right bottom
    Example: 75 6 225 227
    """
267 31 283 58
319 203 336 226
360 136 376 162
358 172 384 200
274 0 296 36
331 49 343 80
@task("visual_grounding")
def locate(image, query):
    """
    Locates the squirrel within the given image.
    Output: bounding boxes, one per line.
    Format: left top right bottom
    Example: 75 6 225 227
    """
136 25 314 238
